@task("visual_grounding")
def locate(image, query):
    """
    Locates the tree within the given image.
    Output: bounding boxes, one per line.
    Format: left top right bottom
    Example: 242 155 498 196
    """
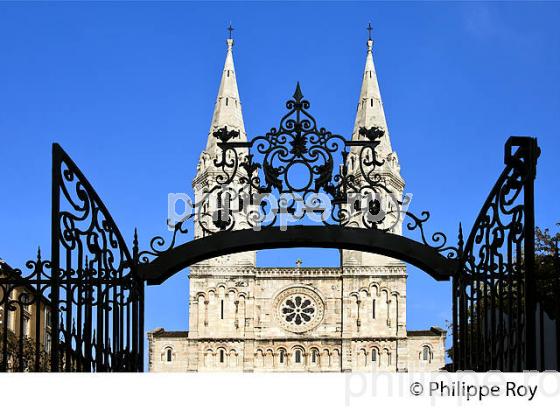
0 328 50 372
535 223 560 319
447 223 560 363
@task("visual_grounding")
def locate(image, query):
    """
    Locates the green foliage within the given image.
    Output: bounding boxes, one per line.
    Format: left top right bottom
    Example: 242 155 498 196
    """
0 328 50 372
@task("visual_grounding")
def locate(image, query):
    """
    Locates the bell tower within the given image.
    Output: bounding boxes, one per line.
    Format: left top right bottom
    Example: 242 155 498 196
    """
342 26 405 267
192 30 256 267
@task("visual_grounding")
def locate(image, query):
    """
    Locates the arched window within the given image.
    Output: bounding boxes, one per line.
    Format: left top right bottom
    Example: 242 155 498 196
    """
371 349 378 364
220 299 224 320
166 348 173 362
372 299 376 319
294 350 302 364
279 350 286 364
387 352 392 365
219 349 225 363
311 349 318 364
422 346 431 362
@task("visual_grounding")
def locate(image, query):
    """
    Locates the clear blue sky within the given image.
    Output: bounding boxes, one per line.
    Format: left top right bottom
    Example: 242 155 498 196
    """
1 2 559 361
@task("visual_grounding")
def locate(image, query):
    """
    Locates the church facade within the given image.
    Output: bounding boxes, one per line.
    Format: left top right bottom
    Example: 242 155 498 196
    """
148 34 447 372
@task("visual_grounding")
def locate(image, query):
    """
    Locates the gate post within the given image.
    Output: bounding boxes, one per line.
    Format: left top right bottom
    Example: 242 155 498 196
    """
50 144 61 372
515 138 539 370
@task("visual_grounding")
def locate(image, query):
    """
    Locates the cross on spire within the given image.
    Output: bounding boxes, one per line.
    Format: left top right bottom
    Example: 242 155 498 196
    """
227 22 234 40
367 22 373 41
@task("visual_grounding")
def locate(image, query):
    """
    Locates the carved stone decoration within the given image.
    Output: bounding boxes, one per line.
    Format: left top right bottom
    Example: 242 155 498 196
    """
273 286 325 333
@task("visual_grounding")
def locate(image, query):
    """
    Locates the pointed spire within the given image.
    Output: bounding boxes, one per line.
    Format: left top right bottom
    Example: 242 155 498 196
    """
352 23 393 157
205 27 247 155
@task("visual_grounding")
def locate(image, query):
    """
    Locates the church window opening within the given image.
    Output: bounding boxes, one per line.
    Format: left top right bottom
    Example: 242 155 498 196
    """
294 350 302 364
219 349 225 363
370 98 373 107
372 299 376 319
166 348 173 362
220 300 224 319
226 97 229 106
387 352 392 365
422 346 431 362
371 349 377 363
279 350 285 364
311 349 318 363
274 287 324 333
280 295 316 326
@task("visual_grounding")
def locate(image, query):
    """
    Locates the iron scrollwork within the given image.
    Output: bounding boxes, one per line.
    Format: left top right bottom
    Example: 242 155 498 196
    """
140 83 458 262
51 144 144 372
1 144 144 372
454 137 540 371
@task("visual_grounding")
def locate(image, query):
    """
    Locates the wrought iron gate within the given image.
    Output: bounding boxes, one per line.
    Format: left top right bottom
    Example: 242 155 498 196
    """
0 144 143 372
1 87 557 372
452 137 559 371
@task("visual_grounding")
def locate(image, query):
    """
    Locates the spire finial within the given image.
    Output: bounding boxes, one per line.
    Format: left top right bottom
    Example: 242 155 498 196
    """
366 22 374 52
226 22 234 50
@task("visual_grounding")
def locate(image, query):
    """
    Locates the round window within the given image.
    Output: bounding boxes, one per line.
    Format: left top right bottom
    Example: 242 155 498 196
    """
274 287 324 333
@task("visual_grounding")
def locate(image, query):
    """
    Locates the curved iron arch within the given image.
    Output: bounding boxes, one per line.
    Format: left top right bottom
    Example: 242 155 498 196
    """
138 226 457 285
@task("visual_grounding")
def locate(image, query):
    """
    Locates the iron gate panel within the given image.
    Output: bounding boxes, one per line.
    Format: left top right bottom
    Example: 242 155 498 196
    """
0 144 144 372
453 137 541 371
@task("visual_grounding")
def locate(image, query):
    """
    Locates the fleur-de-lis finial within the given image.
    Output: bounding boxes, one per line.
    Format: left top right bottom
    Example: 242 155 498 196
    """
293 82 303 103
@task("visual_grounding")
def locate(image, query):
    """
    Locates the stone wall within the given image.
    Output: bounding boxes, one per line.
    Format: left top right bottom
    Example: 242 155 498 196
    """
148 264 448 373
406 327 447 372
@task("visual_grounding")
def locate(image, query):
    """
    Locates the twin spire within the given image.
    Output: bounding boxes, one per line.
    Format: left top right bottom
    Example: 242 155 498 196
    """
351 26 393 158
205 24 392 159
206 30 247 154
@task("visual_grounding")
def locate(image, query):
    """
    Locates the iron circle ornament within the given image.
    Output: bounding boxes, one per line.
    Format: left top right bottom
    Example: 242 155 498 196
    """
273 286 325 333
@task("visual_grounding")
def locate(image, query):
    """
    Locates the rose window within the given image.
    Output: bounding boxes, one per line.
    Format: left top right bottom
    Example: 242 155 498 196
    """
274 286 324 333
280 295 316 325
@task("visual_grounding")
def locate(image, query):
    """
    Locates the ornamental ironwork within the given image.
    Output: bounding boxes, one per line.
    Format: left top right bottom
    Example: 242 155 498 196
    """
452 137 545 371
139 84 458 264
1 144 144 372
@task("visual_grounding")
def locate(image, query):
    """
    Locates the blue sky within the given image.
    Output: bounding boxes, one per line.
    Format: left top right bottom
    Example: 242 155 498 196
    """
1 2 559 361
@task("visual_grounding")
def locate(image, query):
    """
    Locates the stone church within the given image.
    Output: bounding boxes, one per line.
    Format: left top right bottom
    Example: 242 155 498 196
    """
148 33 446 372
